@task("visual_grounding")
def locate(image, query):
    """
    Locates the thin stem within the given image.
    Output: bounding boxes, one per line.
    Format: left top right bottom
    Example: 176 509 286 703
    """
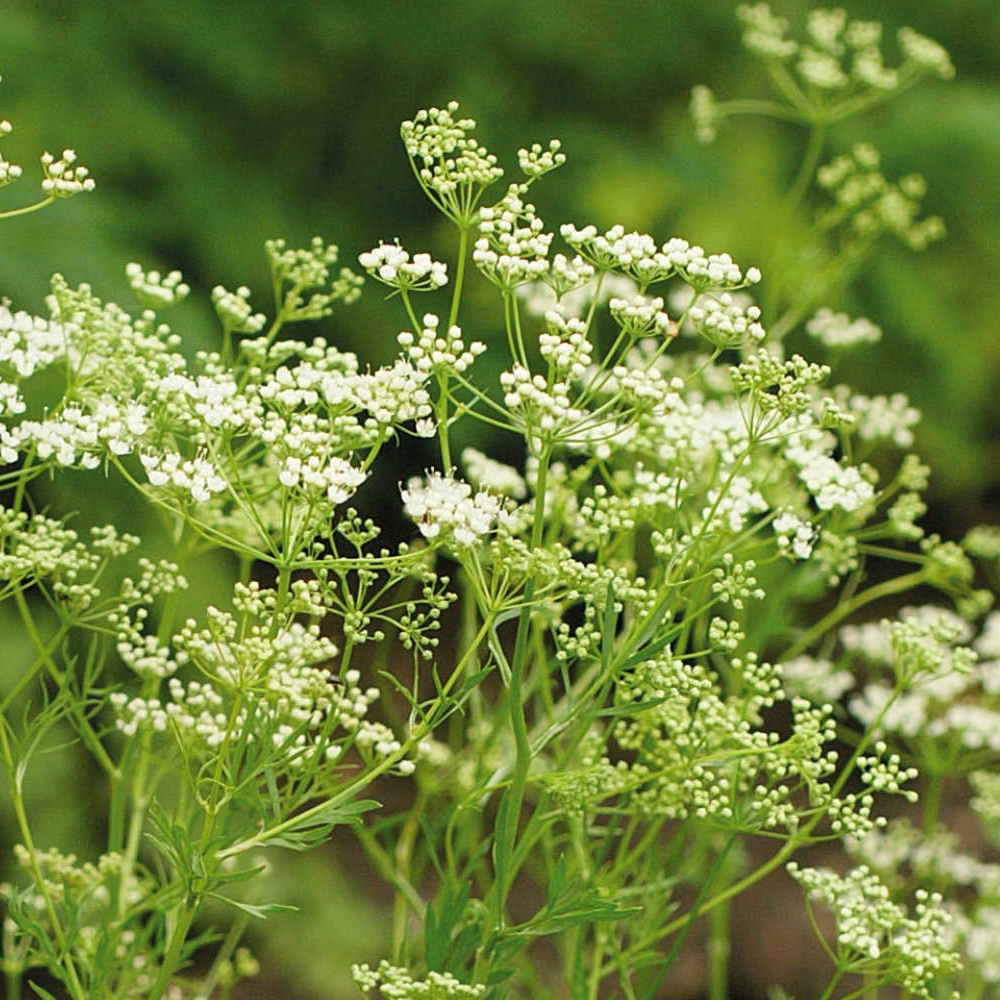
640 835 736 1000
148 898 198 1000
0 721 87 999
449 226 470 329
0 196 57 220
193 913 249 1000
783 123 827 220
487 446 551 929
782 569 930 661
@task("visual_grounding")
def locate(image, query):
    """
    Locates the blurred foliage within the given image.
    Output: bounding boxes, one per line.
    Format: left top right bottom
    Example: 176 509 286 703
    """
2 1 998 996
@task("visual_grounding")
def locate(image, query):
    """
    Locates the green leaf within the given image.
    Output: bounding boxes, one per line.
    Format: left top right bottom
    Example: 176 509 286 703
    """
492 790 516 897
600 580 617 670
205 891 298 919
211 863 267 885
264 766 282 819
619 631 678 670
546 854 567 907
485 966 517 987
257 798 380 851
424 880 471 969
28 984 58 1000
514 860 642 939
594 694 667 718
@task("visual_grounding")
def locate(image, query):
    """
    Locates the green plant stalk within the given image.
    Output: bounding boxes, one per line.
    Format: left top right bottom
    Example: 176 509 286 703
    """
0 719 87 999
639 834 737 1000
449 225 470 329
391 788 427 962
0 196 58 220
781 568 931 661
192 912 249 1000
487 445 552 932
148 897 199 1000
0 611 72 712
707 870 731 1000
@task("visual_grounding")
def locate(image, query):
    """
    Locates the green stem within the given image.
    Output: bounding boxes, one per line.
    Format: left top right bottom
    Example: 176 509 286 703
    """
193 913 249 1000
641 834 736 1000
764 123 826 332
784 123 827 220
391 791 426 961
488 446 552 930
0 720 87 999
707 874 731 1000
395 288 420 335
0 196 57 220
0 611 70 713
449 226 470 329
148 897 198 1000
781 569 930 661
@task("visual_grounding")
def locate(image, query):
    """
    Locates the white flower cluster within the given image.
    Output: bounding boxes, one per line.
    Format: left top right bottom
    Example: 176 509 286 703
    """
609 294 674 340
211 284 267 334
817 144 946 251
779 654 854 702
832 386 920 448
806 307 882 348
731 351 831 423
4 405 105 469
773 510 818 560
40 148 95 198
1 301 69 389
358 241 448 291
843 606 990 742
688 292 765 348
461 447 527 500
517 268 632 320
353 961 485 998
278 454 367 504
0 116 22 186
737 3 798 60
539 309 594 379
400 101 503 223
267 236 364 318
401 472 502 547
517 139 565 178
0 510 101 606
736 3 954 91
397 313 485 376
140 450 227 504
500 362 586 442
114 611 182 680
702 475 768 534
787 862 960 996
110 611 401 769
788 447 875 512
3 846 153 976
349 359 434 427
690 84 721 143
898 26 956 79
474 187 553 289
542 252 597 299
561 224 761 291
126 262 191 309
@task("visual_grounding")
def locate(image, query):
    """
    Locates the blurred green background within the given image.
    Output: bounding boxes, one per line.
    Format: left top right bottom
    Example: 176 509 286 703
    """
2 0 999 996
